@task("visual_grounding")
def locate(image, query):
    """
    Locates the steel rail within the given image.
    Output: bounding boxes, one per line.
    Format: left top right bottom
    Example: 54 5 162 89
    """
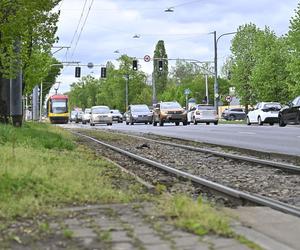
110 132 300 173
74 132 300 217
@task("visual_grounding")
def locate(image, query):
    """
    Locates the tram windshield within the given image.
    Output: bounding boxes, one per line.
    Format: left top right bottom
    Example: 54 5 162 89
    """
51 100 67 114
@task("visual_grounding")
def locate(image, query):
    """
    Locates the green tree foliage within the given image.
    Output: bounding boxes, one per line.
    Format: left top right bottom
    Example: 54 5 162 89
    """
230 23 289 109
230 23 261 108
161 60 230 107
69 55 152 112
153 40 168 97
0 0 61 90
287 2 300 96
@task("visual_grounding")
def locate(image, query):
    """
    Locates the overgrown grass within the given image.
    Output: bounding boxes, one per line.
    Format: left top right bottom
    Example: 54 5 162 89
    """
0 123 148 220
157 194 262 249
158 194 233 236
219 119 246 124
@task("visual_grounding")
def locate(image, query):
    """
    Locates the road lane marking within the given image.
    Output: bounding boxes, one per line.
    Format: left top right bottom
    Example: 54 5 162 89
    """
238 132 256 135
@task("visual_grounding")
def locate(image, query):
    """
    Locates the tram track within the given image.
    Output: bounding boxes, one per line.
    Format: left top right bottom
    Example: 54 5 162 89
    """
105 131 300 173
72 131 300 218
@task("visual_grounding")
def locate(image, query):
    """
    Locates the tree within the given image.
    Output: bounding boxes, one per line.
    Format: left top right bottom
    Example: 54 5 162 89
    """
230 23 262 110
153 40 168 98
287 2 300 97
68 55 152 112
0 0 60 82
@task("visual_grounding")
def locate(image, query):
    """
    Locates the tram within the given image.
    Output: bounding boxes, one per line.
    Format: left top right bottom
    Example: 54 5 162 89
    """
47 94 69 124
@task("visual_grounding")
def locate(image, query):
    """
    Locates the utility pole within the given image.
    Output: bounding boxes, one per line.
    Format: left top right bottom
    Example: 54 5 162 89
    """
213 31 219 113
39 81 43 121
32 85 39 121
152 72 157 105
10 41 23 127
124 74 129 111
205 74 209 105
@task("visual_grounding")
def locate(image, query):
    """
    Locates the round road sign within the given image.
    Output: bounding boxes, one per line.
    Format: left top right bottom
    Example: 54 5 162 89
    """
226 95 232 102
144 55 151 62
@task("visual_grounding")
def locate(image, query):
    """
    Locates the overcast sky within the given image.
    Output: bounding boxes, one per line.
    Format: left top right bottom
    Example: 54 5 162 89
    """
51 0 299 94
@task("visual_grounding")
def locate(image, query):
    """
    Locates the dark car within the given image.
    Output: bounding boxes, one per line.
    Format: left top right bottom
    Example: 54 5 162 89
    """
221 108 246 120
110 109 123 123
278 96 300 127
126 104 152 125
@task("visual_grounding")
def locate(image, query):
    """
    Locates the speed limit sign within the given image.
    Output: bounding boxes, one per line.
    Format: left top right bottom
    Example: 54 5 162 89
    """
144 55 151 62
226 95 232 102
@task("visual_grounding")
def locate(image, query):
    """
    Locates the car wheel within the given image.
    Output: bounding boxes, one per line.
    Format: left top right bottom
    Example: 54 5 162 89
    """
269 123 274 126
246 116 251 125
229 114 235 121
159 118 164 126
183 121 188 126
82 121 86 125
145 122 148 125
279 115 286 127
206 122 209 125
258 116 263 126
214 121 218 125
153 121 157 126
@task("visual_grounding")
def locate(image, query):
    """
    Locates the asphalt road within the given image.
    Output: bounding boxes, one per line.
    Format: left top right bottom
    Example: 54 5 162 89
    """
64 122 300 156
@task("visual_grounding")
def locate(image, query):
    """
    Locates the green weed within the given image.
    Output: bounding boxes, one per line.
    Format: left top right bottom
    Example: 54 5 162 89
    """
158 194 233 237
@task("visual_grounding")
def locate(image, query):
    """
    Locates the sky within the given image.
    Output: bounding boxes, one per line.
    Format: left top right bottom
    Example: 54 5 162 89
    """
51 0 299 95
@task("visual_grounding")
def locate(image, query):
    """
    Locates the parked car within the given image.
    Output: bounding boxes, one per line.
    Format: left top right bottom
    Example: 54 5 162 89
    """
152 101 187 126
188 105 218 125
278 96 300 127
69 110 77 122
90 106 112 126
246 102 282 126
110 109 123 123
221 108 246 121
126 104 152 125
69 110 83 123
82 108 91 124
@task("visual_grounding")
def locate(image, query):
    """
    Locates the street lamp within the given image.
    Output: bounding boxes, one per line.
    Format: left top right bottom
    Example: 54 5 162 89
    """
213 31 237 113
123 74 129 111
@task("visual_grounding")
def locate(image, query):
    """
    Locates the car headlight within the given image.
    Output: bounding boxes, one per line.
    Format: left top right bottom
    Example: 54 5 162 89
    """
132 114 138 118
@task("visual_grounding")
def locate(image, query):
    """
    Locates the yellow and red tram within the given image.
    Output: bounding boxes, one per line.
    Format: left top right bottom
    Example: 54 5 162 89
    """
47 94 69 124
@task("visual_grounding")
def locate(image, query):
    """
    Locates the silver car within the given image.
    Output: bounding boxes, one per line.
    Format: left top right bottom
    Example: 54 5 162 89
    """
188 105 218 125
126 104 153 125
90 106 112 126
82 108 91 124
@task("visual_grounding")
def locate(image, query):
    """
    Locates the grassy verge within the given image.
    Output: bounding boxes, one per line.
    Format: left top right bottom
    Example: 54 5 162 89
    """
218 119 246 124
0 123 148 220
157 194 262 250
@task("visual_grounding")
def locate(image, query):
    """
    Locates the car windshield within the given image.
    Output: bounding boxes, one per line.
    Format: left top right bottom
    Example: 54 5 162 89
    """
92 107 110 114
131 105 149 112
52 100 67 114
263 103 281 110
111 110 121 114
161 102 181 109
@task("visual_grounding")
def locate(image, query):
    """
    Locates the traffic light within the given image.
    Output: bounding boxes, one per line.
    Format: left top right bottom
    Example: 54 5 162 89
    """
132 60 138 71
75 67 81 78
158 60 163 71
101 67 106 78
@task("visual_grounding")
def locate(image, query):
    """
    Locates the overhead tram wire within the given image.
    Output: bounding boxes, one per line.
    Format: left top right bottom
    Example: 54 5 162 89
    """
70 0 95 59
64 0 89 60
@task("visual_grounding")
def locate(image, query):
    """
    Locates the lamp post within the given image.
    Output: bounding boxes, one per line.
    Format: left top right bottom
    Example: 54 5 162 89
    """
123 74 129 111
213 31 237 113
